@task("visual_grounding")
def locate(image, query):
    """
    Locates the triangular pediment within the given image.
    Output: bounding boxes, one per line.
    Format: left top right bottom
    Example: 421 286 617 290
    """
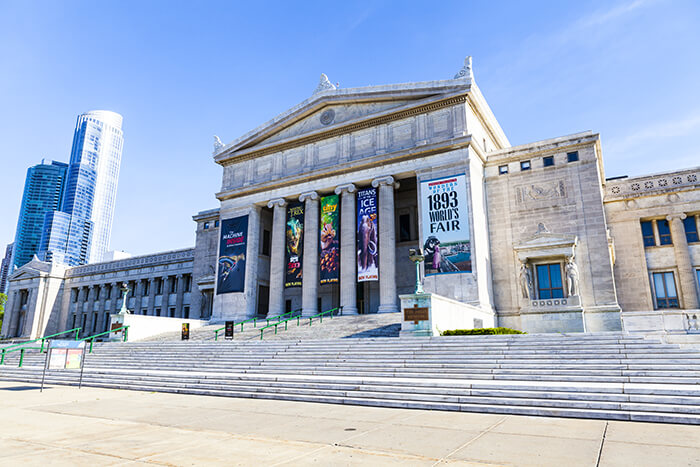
214 79 471 162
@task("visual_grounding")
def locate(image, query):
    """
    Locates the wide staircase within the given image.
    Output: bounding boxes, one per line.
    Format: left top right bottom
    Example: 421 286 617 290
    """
1 333 699 424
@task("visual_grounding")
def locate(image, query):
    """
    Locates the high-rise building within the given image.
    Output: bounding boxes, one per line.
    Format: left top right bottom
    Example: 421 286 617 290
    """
39 111 124 266
0 243 13 294
11 160 68 270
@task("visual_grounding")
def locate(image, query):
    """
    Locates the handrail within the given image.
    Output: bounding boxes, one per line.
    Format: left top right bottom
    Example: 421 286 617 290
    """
214 309 302 340
259 307 339 340
80 326 130 353
0 327 82 366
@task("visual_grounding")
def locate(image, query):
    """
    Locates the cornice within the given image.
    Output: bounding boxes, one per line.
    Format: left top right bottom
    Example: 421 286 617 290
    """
65 248 195 278
216 94 469 166
216 135 473 201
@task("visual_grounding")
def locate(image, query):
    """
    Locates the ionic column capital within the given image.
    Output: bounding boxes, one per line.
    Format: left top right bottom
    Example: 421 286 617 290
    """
371 176 395 188
666 213 687 222
267 198 287 209
299 191 319 202
334 183 356 195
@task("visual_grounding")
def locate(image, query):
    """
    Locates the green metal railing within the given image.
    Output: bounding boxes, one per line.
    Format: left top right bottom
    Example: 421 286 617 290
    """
0 327 82 367
80 326 130 353
259 307 339 340
214 309 302 340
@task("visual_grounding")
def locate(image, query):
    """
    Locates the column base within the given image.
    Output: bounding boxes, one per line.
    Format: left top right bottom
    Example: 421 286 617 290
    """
377 305 399 313
341 307 358 315
302 308 318 318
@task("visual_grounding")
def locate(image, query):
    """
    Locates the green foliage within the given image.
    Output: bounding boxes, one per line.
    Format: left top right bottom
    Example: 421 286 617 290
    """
0 293 6 331
441 327 525 336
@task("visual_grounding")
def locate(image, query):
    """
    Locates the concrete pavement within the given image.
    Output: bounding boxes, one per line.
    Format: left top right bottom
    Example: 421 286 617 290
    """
0 381 698 466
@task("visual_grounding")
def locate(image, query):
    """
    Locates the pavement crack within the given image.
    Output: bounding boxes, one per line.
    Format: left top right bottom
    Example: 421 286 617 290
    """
596 421 609 467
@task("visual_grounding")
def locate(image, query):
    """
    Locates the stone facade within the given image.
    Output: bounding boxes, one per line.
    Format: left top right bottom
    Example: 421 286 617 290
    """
3 58 699 338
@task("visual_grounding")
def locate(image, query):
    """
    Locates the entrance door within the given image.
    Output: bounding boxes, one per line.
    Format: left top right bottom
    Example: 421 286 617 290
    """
257 285 270 317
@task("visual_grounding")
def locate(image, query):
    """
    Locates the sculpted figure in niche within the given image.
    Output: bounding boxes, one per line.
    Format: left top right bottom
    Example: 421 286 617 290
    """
566 256 580 297
519 261 533 299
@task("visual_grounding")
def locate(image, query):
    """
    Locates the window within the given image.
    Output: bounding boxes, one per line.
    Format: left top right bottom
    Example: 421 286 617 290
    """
683 215 699 243
399 214 412 242
156 278 163 295
71 314 76 329
170 277 177 293
641 221 656 247
183 306 190 319
103 312 110 332
536 264 564 299
652 272 679 308
214 220 219 228
567 151 579 162
169 307 175 317
129 282 136 297
262 229 271 256
543 156 554 167
657 219 672 245
143 281 149 296
72 288 79 303
81 314 87 333
520 160 531 171
142 309 148 315
499 165 508 175
155 308 161 317
285 300 292 314
203 222 209 230
92 313 98 332
184 275 191 292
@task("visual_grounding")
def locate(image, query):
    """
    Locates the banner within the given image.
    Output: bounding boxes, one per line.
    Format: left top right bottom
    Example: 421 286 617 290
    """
217 215 248 294
285 202 304 288
356 187 378 282
420 174 471 275
320 194 340 285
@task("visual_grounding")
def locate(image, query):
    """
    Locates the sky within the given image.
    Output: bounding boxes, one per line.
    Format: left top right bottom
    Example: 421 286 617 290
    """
1 0 699 257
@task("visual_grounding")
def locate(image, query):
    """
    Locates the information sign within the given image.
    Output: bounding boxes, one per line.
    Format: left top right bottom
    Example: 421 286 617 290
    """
42 340 87 392
181 323 190 340
225 321 234 339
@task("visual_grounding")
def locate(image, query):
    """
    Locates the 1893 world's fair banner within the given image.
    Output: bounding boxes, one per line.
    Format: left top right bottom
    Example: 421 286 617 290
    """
420 174 471 275
319 194 340 285
285 202 304 288
217 215 248 294
356 187 378 282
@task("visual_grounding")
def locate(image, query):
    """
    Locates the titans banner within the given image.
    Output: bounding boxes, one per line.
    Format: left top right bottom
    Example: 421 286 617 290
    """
285 202 304 288
356 187 378 282
217 215 248 294
320 194 340 285
420 174 471 275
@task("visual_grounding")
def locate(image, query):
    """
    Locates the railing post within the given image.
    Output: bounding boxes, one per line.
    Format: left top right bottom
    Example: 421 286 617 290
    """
285 321 288 330
1 349 5 365
297 317 300 326
215 330 219 341
89 339 94 354
124 327 128 342
75 328 80 340
274 324 278 335
18 349 24 368
260 329 263 340
40 339 45 353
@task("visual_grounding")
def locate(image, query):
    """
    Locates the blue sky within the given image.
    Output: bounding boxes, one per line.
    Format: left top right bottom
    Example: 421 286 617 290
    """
1 0 699 257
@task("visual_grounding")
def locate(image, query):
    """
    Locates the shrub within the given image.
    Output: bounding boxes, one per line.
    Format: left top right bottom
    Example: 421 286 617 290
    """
441 327 525 336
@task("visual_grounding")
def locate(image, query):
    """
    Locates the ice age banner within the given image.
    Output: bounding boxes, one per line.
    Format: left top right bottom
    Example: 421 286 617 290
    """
420 174 471 275
285 202 304 288
320 194 340 285
217 215 248 294
356 187 378 282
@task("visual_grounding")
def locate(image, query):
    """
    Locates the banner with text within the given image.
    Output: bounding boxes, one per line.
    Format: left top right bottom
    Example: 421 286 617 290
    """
420 174 471 275
356 187 379 282
217 215 248 294
320 194 340 285
285 202 304 288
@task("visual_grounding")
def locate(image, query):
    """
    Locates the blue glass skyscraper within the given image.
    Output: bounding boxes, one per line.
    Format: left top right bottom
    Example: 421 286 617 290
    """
11 160 68 269
39 111 124 266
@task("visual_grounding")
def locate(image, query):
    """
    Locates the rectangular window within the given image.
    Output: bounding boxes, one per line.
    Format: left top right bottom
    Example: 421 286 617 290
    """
567 151 579 162
72 288 79 303
183 306 190 319
683 215 699 243
169 307 175 317
143 281 149 296
142 309 148 315
399 214 411 242
203 222 209 230
184 275 191 292
641 221 656 247
499 165 508 175
536 264 564 299
543 156 554 167
262 229 271 256
81 314 87 333
130 282 136 297
520 160 531 171
155 308 161 317
92 313 98 332
71 314 76 329
156 279 163 295
170 278 177 294
652 272 679 308
285 299 292 314
214 220 219 228
657 219 672 245
103 312 110 332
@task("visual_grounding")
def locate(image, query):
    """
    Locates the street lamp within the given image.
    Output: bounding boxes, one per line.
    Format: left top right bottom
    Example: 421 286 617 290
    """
117 282 131 315
408 248 425 294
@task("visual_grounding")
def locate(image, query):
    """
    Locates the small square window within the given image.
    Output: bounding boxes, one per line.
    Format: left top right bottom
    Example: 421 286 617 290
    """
214 220 219 227
520 160 531 171
543 156 554 167
203 222 209 230
499 165 508 175
567 151 579 162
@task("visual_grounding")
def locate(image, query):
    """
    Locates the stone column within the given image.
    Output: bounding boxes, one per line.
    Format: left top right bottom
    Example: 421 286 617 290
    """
300 191 319 317
667 214 700 309
8 290 21 337
175 274 185 317
134 279 144 315
267 198 287 318
147 278 156 315
95 284 107 332
372 176 399 313
162 276 170 316
86 285 97 334
335 183 358 315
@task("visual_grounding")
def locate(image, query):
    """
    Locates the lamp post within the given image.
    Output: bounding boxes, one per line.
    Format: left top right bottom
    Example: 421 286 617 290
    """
117 282 131 315
408 248 425 295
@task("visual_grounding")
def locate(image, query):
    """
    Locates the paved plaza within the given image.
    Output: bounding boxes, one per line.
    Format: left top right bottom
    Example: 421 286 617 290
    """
0 381 698 466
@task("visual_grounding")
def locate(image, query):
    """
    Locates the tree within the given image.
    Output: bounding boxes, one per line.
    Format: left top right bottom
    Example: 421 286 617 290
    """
0 293 6 331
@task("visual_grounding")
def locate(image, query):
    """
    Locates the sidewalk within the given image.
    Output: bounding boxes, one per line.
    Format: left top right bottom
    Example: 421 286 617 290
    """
0 381 697 466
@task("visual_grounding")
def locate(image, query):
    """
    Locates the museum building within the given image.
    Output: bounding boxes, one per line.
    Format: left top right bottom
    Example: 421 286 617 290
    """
3 57 700 339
